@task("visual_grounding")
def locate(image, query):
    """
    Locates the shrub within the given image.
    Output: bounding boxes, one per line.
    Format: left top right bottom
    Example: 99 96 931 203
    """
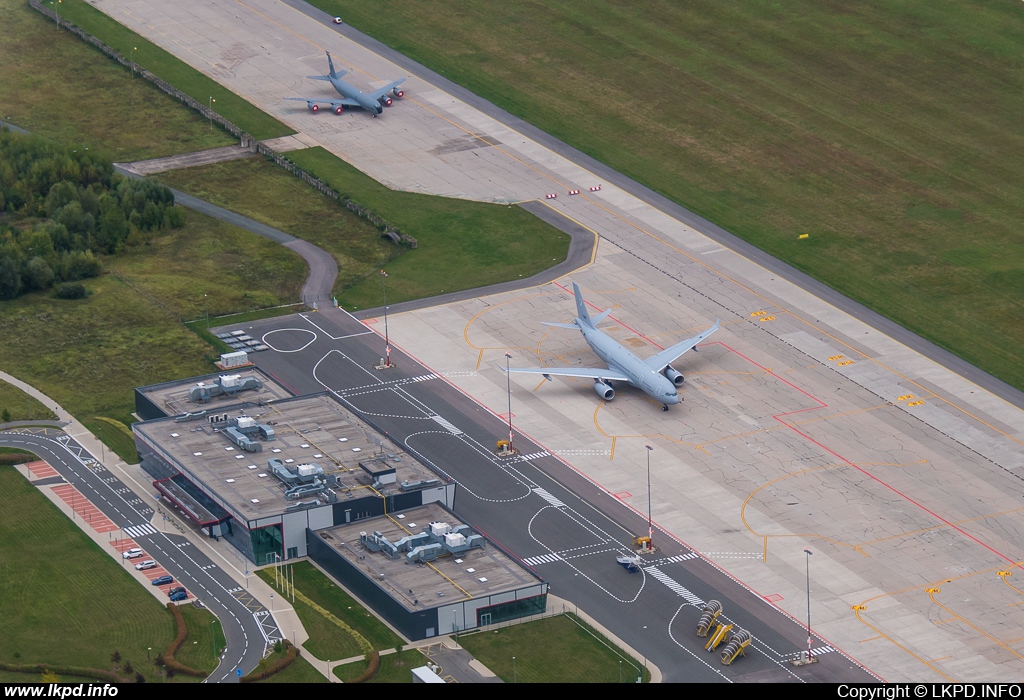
161 602 208 678
349 651 381 683
239 641 299 683
55 282 86 299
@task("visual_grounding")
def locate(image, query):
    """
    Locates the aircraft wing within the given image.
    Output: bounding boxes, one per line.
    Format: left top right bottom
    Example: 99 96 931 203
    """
643 320 720 371
505 366 631 382
368 79 406 101
285 97 361 107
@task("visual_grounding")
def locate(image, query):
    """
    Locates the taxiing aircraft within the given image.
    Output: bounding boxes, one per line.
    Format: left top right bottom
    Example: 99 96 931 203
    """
285 52 406 117
505 283 719 411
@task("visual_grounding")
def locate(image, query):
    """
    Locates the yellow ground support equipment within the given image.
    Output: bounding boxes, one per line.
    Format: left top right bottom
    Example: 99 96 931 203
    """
696 600 722 637
704 622 733 652
720 629 752 665
631 536 656 554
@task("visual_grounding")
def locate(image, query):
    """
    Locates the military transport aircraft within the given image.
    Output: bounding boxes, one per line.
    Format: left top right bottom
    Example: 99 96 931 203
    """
505 283 719 411
285 52 406 116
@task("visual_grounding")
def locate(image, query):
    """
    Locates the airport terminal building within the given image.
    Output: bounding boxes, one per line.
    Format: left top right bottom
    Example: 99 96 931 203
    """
132 370 547 638
133 370 455 564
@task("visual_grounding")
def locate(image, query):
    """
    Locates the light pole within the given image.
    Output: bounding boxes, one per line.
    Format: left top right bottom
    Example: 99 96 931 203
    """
645 444 653 545
618 659 622 683
504 352 514 453
208 97 216 130
204 293 209 329
642 625 648 677
50 0 61 28
512 656 516 683
804 548 814 661
380 270 391 367
131 46 137 78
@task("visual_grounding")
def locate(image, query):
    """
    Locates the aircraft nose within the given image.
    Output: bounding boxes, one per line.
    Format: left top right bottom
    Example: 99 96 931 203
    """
666 392 681 404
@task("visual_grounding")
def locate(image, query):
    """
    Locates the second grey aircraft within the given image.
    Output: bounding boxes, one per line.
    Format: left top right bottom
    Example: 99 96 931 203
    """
285 52 406 116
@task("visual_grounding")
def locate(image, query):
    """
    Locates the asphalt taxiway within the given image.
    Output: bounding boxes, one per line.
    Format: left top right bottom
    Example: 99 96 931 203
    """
218 308 877 683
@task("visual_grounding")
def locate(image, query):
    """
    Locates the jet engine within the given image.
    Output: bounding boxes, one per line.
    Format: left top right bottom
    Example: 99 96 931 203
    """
393 88 404 98
381 96 393 107
594 381 615 401
308 103 320 113
664 366 685 387
333 105 344 115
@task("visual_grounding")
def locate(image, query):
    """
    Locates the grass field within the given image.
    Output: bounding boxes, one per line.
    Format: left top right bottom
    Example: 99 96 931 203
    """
0 381 55 423
315 0 1024 390
257 561 403 660
0 207 305 453
56 0 293 142
457 613 648 683
0 0 236 161
285 148 571 309
0 467 194 682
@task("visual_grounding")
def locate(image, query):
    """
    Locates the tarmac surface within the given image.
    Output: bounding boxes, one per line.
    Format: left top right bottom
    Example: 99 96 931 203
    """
81 0 1024 682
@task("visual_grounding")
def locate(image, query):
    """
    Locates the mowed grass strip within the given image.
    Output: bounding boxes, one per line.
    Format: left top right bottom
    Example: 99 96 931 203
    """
0 206 305 442
0 0 235 161
0 467 188 681
55 0 293 142
258 561 403 655
0 381 55 422
332 651 414 683
316 0 1024 390
285 148 571 310
457 614 647 683
255 652 328 683
173 605 226 674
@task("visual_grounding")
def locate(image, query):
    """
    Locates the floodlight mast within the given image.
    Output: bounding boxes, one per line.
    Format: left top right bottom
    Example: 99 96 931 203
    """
645 444 654 544
381 270 391 367
504 352 514 453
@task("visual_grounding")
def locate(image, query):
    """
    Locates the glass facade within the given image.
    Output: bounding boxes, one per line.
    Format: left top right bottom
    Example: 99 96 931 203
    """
476 595 547 626
252 523 283 565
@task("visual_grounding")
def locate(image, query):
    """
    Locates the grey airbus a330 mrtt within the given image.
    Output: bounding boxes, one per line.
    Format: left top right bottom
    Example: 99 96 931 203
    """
505 283 719 411
285 52 406 116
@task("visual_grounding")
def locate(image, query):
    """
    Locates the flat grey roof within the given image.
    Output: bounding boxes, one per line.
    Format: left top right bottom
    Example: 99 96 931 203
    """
314 503 539 611
134 393 441 521
138 368 291 417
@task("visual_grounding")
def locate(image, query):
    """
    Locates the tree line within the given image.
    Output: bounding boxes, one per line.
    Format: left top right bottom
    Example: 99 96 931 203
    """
0 129 184 300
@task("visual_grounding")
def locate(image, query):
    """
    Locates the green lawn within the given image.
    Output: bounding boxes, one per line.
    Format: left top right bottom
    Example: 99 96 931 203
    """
174 605 225 674
0 0 236 161
158 158 398 296
332 650 416 683
0 381 55 423
285 148 571 309
0 467 196 682
0 206 305 449
314 0 1024 391
257 561 403 660
55 0 293 142
457 613 648 683
255 651 329 684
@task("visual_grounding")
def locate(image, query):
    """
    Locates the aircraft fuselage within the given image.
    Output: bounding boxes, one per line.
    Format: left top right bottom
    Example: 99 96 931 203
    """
580 325 681 405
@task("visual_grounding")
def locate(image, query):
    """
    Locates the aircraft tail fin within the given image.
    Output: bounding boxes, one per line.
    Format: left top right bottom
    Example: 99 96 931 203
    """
326 52 341 79
571 282 593 327
590 307 613 326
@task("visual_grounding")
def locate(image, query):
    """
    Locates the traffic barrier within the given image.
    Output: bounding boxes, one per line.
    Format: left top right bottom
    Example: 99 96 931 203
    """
589 185 602 191
568 189 580 195
545 193 558 199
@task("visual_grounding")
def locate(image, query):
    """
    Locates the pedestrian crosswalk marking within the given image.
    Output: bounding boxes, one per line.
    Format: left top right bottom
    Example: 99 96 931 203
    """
123 523 157 538
532 488 566 508
430 415 463 435
522 553 563 566
663 552 699 564
644 566 704 606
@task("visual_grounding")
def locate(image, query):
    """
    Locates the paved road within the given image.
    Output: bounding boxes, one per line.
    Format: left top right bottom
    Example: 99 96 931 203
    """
287 0 1024 411
0 428 281 681
227 308 878 683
